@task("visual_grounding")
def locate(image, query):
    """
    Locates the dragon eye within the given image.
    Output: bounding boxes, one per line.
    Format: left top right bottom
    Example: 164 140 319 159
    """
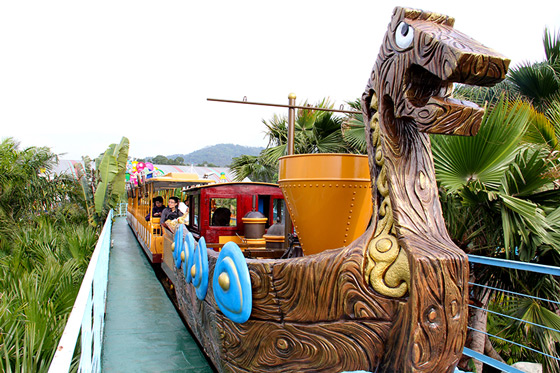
395 22 414 49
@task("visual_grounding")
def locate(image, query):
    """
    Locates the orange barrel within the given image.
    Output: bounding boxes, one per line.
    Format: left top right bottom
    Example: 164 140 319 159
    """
278 153 372 255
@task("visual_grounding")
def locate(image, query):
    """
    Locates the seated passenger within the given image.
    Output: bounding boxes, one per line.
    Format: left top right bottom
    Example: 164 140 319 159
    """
161 196 183 231
211 207 231 226
178 200 189 224
145 196 164 221
178 200 188 214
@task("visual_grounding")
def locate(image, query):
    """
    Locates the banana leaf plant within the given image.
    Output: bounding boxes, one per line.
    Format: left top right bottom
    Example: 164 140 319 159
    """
74 137 129 226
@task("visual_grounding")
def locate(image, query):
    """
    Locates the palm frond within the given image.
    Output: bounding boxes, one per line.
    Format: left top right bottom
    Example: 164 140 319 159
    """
314 130 346 153
229 154 277 183
454 81 518 108
545 98 560 144
499 194 555 253
501 147 556 196
341 99 367 154
260 145 287 166
508 62 560 111
342 119 367 154
544 27 560 65
522 109 559 149
431 97 531 192
513 298 560 372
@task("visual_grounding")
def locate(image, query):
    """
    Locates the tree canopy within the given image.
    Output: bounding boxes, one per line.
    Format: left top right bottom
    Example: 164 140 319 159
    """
230 99 366 182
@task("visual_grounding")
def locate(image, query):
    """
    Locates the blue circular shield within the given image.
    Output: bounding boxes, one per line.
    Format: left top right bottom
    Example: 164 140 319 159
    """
213 242 252 323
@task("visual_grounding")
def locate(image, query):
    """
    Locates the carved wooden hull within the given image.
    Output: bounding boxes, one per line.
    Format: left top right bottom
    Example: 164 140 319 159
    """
172 226 405 372
173 228 470 372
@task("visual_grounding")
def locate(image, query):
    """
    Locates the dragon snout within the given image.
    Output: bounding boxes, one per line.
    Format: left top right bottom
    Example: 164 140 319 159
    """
424 25 510 87
446 48 510 87
400 24 510 136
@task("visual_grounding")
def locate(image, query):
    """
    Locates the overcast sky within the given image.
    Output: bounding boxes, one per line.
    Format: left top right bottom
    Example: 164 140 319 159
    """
1 1 559 160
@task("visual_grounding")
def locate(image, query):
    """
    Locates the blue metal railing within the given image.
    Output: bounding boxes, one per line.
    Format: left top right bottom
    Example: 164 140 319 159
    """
464 254 560 372
468 255 560 277
48 210 114 373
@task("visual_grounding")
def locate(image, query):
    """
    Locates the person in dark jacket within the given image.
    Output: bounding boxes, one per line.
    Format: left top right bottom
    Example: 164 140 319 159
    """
145 196 165 221
161 196 183 231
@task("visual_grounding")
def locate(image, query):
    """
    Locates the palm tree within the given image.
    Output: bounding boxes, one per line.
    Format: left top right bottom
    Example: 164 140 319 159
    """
229 154 277 183
260 98 347 164
508 28 560 113
0 218 98 372
341 99 367 154
0 138 56 222
0 138 86 235
431 97 560 372
0 138 99 372
231 98 355 182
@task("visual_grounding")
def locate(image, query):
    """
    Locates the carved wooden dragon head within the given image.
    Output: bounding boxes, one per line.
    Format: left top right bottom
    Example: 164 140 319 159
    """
359 8 510 372
363 7 510 140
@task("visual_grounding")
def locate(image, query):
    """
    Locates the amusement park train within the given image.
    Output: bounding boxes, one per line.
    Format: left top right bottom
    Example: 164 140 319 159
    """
126 172 287 283
125 154 380 372
126 6 510 372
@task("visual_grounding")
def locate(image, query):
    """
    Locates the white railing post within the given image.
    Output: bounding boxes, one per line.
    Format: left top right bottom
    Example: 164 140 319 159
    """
79 295 93 372
48 210 114 373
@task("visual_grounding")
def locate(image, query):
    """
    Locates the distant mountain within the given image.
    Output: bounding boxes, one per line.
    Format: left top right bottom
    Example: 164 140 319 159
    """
167 144 263 167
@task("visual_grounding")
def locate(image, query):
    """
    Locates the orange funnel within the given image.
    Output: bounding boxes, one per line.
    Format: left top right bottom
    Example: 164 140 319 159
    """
278 154 372 255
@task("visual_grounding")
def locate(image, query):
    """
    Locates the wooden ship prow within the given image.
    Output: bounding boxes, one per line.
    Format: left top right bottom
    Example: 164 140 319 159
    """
172 6 510 372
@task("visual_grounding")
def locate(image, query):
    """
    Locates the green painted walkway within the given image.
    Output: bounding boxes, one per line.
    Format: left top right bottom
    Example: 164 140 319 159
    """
101 217 212 372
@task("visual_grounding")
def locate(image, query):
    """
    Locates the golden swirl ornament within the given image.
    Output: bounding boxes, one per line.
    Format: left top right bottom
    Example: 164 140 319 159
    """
364 93 410 298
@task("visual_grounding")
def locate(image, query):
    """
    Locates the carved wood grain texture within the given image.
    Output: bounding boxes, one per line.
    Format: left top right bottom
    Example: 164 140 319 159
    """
268 228 397 322
175 269 224 370
174 240 400 372
378 243 468 372
221 318 392 372
246 261 282 321
376 129 468 372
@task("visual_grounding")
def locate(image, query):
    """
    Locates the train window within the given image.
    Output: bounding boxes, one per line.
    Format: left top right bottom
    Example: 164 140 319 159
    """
273 198 284 223
210 198 237 227
257 195 274 227
191 195 200 228
258 195 270 216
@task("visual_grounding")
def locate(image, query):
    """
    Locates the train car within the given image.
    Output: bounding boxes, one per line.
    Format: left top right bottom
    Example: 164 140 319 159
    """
126 172 287 281
160 182 285 282
181 182 285 244
126 172 213 263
